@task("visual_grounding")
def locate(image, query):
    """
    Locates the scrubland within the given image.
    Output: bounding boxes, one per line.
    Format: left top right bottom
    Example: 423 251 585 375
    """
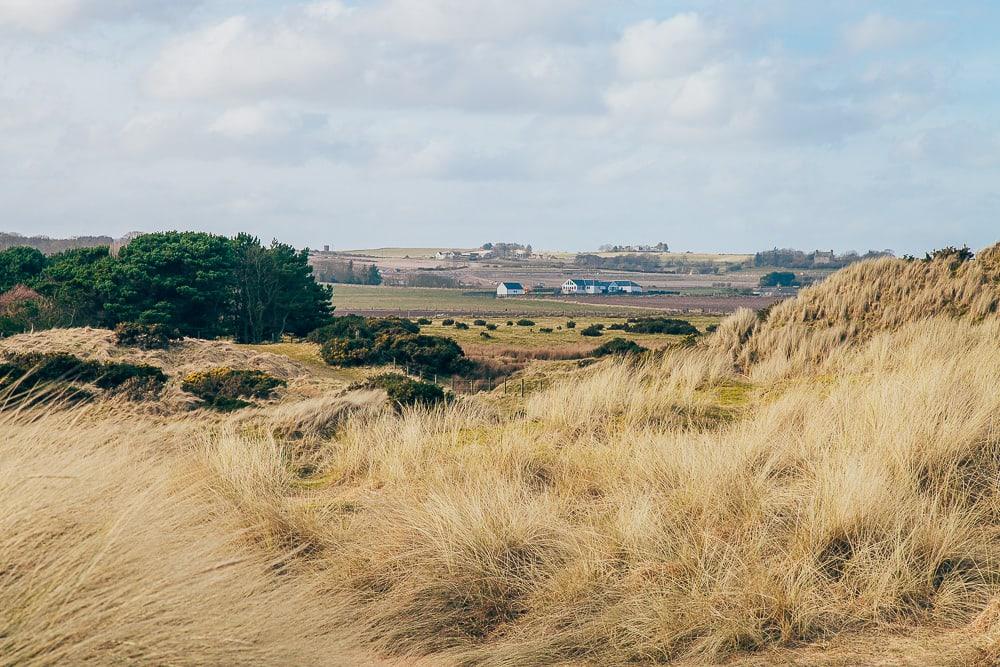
4 247 1000 665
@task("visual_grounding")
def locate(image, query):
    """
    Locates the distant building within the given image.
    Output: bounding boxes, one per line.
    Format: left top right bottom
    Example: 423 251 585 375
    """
608 280 643 294
496 281 525 297
561 279 609 294
813 250 835 265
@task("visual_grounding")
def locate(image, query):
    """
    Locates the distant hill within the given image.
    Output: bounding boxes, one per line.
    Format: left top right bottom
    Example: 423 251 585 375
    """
0 232 115 255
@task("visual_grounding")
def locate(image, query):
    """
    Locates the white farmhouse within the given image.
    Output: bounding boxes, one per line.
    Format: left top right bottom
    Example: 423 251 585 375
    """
496 281 525 297
561 279 610 294
608 280 643 294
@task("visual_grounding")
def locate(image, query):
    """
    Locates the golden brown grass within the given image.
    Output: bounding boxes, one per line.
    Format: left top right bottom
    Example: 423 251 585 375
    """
5 244 1000 665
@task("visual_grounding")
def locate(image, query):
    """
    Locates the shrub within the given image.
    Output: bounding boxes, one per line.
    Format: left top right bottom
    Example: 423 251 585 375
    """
361 373 445 410
759 271 797 287
705 324 719 333
580 324 603 337
320 338 375 367
417 318 432 325
516 319 535 327
0 352 167 398
506 321 514 326
454 322 470 330
368 317 420 336
375 334 465 375
565 320 576 329
485 323 498 331
607 323 626 330
619 318 699 335
442 318 455 326
539 327 553 333
306 315 370 343
113 322 180 350
593 338 647 357
473 319 487 326
181 368 286 411
480 332 492 339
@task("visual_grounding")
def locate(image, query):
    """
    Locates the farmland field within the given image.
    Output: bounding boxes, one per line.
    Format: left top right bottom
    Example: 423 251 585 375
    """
331 284 659 316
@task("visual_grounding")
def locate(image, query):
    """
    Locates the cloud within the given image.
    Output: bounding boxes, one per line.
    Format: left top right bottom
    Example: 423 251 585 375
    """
898 123 1000 169
0 0 200 33
844 13 926 52
145 3 602 113
615 13 724 79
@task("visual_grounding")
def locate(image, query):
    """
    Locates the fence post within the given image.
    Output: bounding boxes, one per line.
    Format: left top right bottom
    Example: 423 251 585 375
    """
504 378 507 394
520 378 524 398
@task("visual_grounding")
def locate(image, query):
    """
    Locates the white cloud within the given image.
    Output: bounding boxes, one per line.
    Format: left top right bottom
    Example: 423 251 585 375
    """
615 13 724 79
0 0 83 32
146 15 343 100
844 13 925 52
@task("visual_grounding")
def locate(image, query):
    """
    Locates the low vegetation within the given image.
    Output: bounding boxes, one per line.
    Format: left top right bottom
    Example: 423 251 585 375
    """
357 372 447 409
181 367 286 411
5 244 1000 665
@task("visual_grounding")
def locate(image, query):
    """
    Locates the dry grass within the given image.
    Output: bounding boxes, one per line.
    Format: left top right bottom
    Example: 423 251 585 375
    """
5 244 1000 665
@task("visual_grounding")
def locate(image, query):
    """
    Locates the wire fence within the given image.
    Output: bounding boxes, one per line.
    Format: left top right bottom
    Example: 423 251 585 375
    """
386 359 548 396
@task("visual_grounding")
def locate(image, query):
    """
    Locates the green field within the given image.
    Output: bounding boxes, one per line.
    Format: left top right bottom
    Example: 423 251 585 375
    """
331 284 657 316
423 315 721 352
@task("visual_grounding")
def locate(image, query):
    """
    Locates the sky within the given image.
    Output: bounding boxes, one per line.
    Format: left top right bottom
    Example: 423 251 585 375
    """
0 1 998 254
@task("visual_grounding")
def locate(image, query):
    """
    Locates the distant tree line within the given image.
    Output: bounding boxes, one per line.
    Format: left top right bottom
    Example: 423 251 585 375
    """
575 253 664 272
597 242 669 252
0 231 332 343
0 232 115 255
753 248 894 269
311 259 382 285
481 242 532 259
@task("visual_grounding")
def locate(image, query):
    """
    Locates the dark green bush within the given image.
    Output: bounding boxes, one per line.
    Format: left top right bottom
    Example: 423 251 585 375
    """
617 318 699 335
608 323 626 330
565 321 576 329
181 367 286 411
0 352 167 398
454 322 470 330
417 318 433 325
580 324 603 337
539 327 553 333
473 319 487 326
113 322 180 350
480 331 492 339
368 317 420 335
442 318 455 326
485 323 498 331
375 333 465 375
705 324 719 333
593 338 647 357
506 320 514 326
516 319 535 326
362 373 445 410
320 338 375 366
306 315 370 343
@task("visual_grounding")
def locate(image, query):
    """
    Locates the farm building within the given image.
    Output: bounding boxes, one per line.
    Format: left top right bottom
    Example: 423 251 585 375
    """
608 280 643 294
496 281 525 297
561 279 608 294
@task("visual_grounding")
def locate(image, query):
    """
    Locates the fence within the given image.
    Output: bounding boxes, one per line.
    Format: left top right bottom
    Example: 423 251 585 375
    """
387 359 548 396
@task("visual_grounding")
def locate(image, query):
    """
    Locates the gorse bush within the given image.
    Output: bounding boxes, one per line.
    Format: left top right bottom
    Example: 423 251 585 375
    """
473 319 487 326
515 319 535 326
580 324 603 337
307 316 419 344
359 373 446 410
417 318 432 325
538 327 553 333
454 322 470 330
0 352 167 399
615 317 699 335
565 320 576 329
113 322 180 350
441 318 455 326
592 337 647 357
181 368 286 411
485 323 498 331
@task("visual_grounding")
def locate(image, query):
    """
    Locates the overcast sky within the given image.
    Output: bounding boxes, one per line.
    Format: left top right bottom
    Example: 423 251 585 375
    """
1 1 998 253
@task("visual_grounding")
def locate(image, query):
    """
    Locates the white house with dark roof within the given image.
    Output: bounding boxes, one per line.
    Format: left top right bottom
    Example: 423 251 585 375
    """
561 278 610 294
608 280 643 294
496 281 525 297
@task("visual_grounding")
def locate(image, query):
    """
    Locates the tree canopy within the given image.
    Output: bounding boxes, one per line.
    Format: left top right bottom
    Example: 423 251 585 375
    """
0 231 333 342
